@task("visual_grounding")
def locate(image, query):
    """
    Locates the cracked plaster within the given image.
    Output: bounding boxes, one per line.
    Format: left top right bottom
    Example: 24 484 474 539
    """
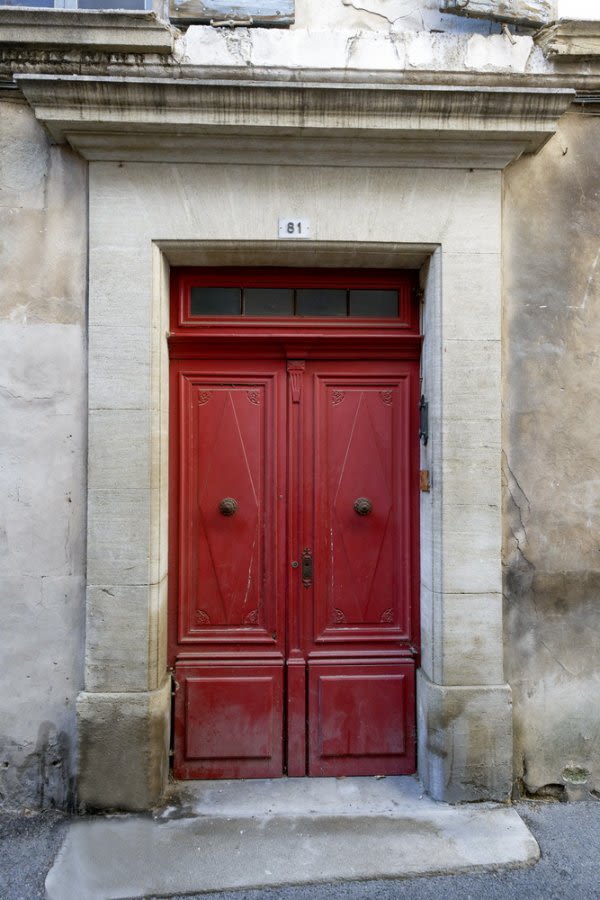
293 0 501 32
179 25 543 74
503 110 600 801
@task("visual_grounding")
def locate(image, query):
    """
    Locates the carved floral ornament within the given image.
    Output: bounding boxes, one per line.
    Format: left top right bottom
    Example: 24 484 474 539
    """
331 607 394 624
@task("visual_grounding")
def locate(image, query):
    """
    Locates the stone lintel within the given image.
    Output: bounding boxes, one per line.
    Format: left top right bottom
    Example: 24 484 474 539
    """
14 74 574 168
536 20 600 59
0 8 174 55
77 679 170 812
417 669 513 802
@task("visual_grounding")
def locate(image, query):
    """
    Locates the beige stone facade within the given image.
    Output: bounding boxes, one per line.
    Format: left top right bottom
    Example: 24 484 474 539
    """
1 0 599 811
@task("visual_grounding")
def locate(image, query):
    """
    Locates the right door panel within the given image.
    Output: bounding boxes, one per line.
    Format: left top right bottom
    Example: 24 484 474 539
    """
300 361 419 775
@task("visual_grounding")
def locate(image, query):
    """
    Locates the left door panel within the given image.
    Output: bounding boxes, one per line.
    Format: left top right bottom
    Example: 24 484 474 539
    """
171 361 286 778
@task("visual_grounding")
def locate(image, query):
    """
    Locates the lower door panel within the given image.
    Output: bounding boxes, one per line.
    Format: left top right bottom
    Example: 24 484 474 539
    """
307 659 416 776
173 662 284 779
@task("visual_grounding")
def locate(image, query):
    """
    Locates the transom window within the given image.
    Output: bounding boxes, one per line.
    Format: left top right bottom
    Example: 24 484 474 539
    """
190 287 401 318
171 268 420 334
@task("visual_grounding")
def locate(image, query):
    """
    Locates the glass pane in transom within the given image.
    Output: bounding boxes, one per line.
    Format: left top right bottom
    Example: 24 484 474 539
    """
244 289 294 316
191 287 241 316
296 289 347 317
349 290 398 317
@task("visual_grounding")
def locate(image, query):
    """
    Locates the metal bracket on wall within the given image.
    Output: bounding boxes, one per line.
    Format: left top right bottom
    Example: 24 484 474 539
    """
210 16 254 26
419 395 429 445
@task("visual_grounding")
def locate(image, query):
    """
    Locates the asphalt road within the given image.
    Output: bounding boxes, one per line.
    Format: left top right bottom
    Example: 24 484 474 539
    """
1 800 599 899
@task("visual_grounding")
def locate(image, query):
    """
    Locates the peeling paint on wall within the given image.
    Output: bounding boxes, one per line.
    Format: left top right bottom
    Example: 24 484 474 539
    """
293 0 502 32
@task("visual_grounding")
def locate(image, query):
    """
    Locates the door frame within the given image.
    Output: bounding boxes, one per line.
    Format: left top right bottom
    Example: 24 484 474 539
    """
80 224 510 808
167 266 422 777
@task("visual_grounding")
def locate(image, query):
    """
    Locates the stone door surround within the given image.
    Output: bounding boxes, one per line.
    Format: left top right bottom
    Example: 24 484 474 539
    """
11 73 571 809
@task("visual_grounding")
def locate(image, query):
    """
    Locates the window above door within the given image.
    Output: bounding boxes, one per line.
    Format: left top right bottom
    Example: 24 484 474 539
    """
169 268 422 359
173 268 421 333
190 286 402 319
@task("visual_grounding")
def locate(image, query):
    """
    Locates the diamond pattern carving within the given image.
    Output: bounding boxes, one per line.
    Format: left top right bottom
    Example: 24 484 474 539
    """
332 390 392 624
196 389 261 626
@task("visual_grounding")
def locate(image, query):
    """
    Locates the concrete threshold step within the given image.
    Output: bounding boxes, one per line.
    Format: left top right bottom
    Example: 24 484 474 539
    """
45 777 539 900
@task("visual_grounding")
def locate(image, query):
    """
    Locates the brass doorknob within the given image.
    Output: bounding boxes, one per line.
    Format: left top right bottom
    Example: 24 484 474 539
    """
354 497 373 516
218 498 238 517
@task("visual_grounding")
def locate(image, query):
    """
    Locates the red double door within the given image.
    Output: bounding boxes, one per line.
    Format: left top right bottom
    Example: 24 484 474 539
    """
171 356 419 778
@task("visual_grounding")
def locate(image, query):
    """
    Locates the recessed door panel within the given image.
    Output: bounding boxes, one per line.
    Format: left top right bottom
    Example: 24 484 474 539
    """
176 366 284 645
308 365 416 646
307 661 416 776
174 663 284 779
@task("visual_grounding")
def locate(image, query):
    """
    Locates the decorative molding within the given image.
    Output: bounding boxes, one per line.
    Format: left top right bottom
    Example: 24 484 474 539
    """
0 9 174 55
243 609 259 625
286 360 305 404
14 74 574 169
536 20 600 59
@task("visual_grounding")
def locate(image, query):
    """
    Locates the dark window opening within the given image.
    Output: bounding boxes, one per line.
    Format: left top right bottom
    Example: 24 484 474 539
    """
189 287 401 318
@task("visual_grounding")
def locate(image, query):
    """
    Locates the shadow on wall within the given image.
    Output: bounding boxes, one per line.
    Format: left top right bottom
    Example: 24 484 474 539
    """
0 724 76 813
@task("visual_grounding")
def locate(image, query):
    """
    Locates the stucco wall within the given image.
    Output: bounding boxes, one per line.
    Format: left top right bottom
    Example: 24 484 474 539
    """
292 0 501 32
503 109 600 801
0 97 87 811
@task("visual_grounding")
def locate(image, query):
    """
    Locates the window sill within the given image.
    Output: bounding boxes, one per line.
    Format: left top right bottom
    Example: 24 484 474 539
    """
536 19 600 59
0 8 174 54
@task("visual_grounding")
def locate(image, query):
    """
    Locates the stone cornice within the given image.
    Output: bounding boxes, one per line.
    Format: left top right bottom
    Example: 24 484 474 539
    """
14 73 574 169
536 20 600 59
0 9 174 55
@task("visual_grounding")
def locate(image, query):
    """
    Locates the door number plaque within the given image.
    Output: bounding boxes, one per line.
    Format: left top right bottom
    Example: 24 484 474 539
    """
278 218 311 239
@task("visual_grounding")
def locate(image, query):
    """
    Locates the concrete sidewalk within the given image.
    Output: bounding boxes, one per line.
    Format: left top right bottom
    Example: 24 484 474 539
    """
43 777 538 899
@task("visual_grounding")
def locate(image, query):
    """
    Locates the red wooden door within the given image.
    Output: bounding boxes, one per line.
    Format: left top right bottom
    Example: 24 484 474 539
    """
171 356 419 779
169 270 420 780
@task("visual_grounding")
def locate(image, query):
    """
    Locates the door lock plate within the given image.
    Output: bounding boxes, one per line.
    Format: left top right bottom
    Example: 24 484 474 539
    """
302 547 313 588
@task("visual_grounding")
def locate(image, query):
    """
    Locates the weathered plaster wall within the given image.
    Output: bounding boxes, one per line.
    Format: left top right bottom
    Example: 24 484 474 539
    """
293 0 500 32
180 24 540 73
0 97 87 810
503 109 600 801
